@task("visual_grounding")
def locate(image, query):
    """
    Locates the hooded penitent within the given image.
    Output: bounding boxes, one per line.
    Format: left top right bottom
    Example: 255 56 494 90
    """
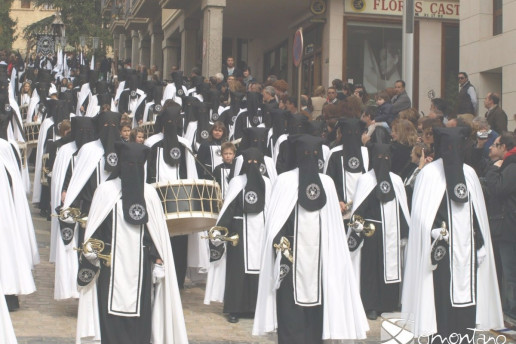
229 91 245 123
96 111 121 172
0 101 12 140
160 103 183 167
171 71 185 97
111 142 150 225
286 113 309 135
207 89 221 122
287 134 327 211
71 117 97 150
246 92 262 127
433 126 471 203
240 148 266 214
270 108 287 142
370 143 395 203
193 101 212 144
335 118 365 173
239 127 269 156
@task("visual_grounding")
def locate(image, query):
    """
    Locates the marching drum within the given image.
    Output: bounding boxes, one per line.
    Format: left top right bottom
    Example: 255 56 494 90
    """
25 122 41 145
141 122 155 139
154 179 222 236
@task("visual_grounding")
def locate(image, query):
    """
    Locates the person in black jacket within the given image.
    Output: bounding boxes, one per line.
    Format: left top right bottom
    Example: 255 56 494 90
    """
485 131 516 321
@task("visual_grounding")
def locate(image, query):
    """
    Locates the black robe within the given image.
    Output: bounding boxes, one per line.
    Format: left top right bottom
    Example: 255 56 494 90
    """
89 206 160 344
212 190 260 314
353 190 409 312
273 206 323 344
196 139 222 179
146 140 188 289
430 195 484 342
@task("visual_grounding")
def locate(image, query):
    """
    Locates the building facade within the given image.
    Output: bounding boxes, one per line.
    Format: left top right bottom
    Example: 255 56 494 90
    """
105 0 460 111
460 0 515 129
11 0 57 55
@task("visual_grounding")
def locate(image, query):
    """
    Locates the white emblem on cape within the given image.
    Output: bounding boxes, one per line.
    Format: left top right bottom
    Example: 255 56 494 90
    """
130 90 137 97
454 183 467 199
216 149 222 156
210 249 222 260
200 130 209 139
259 163 266 175
245 191 258 204
170 147 181 159
348 157 360 169
78 268 95 283
279 264 290 280
212 113 219 121
61 227 74 241
128 204 146 221
252 116 260 124
106 153 118 167
380 181 391 194
176 88 184 97
154 104 162 112
306 183 321 200
318 159 324 170
5 104 11 112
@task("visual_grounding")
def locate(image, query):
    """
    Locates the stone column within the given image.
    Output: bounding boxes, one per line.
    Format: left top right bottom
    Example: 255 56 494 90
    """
119 33 126 61
321 0 344 88
113 33 120 59
162 38 180 79
139 33 151 69
180 17 199 74
201 0 226 78
150 24 164 77
131 30 140 66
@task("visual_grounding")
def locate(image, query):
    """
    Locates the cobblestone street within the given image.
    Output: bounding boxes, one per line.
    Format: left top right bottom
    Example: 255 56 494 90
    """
10 199 381 343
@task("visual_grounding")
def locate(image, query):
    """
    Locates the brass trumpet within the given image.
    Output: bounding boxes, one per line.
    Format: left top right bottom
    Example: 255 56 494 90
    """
53 207 88 228
274 236 294 263
75 238 112 267
202 226 239 246
350 214 376 237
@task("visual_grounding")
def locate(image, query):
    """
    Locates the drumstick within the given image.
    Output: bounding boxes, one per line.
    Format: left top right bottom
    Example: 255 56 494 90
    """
181 143 218 182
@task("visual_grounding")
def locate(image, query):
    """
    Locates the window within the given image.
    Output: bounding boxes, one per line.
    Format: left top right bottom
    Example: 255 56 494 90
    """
493 0 503 36
264 40 288 82
21 0 30 9
346 23 402 93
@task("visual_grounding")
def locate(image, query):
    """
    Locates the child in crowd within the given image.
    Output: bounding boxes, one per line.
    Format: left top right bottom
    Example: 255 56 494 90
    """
375 91 394 127
213 142 236 200
130 127 145 144
120 121 131 142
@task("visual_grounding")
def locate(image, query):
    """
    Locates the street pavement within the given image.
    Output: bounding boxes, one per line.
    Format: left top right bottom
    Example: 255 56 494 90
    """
11 193 385 343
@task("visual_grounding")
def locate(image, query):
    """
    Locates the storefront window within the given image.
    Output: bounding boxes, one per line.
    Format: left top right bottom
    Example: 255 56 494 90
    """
346 23 402 94
264 41 287 81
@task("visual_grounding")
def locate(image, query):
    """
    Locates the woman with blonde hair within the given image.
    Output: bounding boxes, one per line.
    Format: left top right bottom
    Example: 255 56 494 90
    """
311 85 326 119
390 119 418 176
20 82 32 120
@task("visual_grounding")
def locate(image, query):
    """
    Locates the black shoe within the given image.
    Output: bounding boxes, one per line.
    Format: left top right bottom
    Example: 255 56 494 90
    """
366 310 378 320
5 295 19 312
228 314 239 323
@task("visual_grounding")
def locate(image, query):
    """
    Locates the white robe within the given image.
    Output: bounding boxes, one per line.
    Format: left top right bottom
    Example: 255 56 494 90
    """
0 139 37 295
204 174 272 304
349 170 410 288
32 117 54 203
253 169 369 340
401 159 504 336
0 282 18 344
51 142 80 299
76 179 188 344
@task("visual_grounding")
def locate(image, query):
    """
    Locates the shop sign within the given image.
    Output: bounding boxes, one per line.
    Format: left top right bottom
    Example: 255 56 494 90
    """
345 0 459 20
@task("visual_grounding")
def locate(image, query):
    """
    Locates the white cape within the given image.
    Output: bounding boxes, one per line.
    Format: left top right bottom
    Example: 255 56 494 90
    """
253 169 369 340
32 117 54 203
204 174 271 304
51 142 80 299
0 282 18 344
76 179 188 344
401 159 503 336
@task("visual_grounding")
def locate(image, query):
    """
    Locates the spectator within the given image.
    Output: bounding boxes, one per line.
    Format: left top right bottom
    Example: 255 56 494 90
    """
390 80 411 116
324 86 339 106
485 132 516 322
457 71 478 115
222 56 242 80
484 92 508 134
130 127 145 143
242 66 255 89
311 85 326 119
262 85 278 109
353 84 371 106
375 91 394 125
332 79 347 100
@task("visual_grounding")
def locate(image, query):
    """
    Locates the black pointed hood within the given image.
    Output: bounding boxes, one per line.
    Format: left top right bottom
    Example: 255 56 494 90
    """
160 103 183 166
240 148 266 214
71 117 97 150
287 134 327 211
238 127 269 157
371 143 395 203
336 118 365 173
433 126 471 203
96 111 121 172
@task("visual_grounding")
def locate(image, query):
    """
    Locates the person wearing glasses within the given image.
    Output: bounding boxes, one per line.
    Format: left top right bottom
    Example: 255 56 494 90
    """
457 72 478 115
